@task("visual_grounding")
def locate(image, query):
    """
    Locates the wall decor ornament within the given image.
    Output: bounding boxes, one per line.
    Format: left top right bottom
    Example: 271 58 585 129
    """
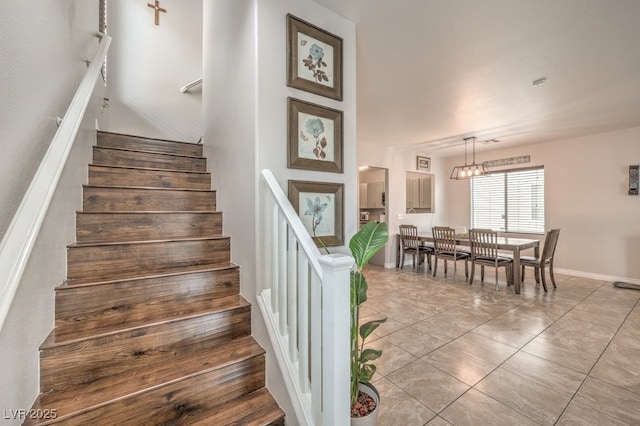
286 14 343 101
630 165 639 196
416 156 431 171
287 97 343 173
288 180 344 247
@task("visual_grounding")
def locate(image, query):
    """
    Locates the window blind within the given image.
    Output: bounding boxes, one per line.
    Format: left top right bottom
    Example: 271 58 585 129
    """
471 167 545 234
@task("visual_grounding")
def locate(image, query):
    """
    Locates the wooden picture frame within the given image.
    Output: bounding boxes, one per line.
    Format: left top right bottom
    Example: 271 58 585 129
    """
288 180 344 247
417 156 431 172
286 14 343 101
288 97 343 173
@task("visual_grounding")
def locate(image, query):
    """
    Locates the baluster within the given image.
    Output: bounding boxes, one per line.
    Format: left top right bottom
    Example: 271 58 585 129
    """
278 214 287 334
287 229 298 361
298 255 310 393
271 204 279 313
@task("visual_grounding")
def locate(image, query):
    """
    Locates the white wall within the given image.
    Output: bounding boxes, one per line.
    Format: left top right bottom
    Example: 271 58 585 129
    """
0 1 99 238
107 0 202 142
0 2 103 419
203 0 356 420
444 126 640 282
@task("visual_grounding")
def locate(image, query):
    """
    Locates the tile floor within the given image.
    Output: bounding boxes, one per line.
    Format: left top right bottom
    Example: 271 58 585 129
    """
362 261 640 425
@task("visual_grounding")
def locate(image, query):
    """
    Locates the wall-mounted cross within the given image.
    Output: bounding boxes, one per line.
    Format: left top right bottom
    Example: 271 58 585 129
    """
147 0 166 26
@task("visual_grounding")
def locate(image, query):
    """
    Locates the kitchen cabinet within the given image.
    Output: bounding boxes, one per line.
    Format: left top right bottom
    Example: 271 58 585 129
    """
359 183 368 209
366 181 385 208
406 172 434 212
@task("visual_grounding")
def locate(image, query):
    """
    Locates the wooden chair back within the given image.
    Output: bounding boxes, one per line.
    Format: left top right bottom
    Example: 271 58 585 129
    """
432 226 456 253
399 225 420 249
469 228 499 259
542 229 561 262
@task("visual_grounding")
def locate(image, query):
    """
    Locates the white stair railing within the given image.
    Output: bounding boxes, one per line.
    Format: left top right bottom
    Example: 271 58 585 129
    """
259 170 352 426
0 33 111 332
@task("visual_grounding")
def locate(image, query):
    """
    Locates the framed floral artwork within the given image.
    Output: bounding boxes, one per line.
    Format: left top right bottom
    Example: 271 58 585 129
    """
417 156 431 172
287 97 343 173
288 180 344 247
286 14 343 101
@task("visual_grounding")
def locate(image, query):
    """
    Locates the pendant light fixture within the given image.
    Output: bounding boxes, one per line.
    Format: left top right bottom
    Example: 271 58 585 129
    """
450 136 487 180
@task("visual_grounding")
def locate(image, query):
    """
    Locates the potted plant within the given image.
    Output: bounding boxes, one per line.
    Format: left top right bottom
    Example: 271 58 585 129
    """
349 221 388 424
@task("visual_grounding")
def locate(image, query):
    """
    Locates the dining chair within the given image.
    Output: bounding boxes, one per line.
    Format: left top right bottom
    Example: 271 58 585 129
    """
399 225 433 272
468 228 513 291
521 228 561 292
431 226 469 280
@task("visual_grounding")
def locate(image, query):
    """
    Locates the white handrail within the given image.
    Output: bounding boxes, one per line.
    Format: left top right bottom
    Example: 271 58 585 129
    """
258 169 352 425
0 33 112 331
180 77 202 93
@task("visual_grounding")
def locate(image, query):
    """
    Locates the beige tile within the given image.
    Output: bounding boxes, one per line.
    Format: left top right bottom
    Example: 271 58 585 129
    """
440 388 539 426
387 359 470 412
360 314 406 340
469 293 523 316
412 315 470 342
364 337 417 376
383 305 442 325
471 328 536 349
557 400 629 425
422 345 499 386
573 377 640 425
471 312 545 348
501 351 586 399
446 332 518 363
374 378 437 426
475 367 572 425
612 322 640 351
553 313 619 341
522 328 608 374
426 416 453 426
383 326 446 357
590 343 640 395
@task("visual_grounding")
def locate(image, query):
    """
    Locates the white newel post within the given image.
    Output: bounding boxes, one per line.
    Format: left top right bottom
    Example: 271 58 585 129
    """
319 253 354 426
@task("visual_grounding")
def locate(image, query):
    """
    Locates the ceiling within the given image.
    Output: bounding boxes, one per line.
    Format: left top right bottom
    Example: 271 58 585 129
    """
313 0 640 155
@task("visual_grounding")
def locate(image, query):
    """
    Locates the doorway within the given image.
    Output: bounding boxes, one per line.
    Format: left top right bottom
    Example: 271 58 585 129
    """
358 165 388 266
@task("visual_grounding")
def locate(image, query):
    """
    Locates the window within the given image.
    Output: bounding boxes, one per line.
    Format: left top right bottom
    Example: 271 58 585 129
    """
470 167 545 234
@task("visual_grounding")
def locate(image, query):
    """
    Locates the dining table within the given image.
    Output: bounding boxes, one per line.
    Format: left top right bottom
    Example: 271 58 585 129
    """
397 232 540 294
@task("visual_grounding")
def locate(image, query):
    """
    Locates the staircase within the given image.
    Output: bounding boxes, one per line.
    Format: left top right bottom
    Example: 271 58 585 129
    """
26 132 285 425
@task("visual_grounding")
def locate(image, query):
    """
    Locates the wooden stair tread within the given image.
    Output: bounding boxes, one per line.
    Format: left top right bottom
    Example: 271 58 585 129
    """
42 294 250 348
75 210 221 215
30 336 265 423
68 235 229 248
92 147 207 173
187 388 285 426
63 262 238 286
94 145 205 160
59 262 239 289
98 130 199 146
89 163 210 175
97 131 202 156
83 184 215 193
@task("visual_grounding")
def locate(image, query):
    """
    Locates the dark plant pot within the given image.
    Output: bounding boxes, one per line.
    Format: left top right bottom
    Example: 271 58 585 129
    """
351 382 380 426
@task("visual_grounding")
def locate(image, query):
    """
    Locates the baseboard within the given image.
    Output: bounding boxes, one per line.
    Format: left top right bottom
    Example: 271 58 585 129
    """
380 263 640 285
554 268 640 286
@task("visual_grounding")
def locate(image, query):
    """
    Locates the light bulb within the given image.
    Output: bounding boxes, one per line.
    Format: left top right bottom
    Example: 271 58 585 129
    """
460 169 465 177
474 166 480 176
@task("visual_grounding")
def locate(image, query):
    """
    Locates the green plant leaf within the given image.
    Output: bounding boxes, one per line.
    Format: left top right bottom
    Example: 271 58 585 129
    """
358 363 377 383
359 317 387 340
359 348 383 362
349 222 389 269
351 271 368 305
